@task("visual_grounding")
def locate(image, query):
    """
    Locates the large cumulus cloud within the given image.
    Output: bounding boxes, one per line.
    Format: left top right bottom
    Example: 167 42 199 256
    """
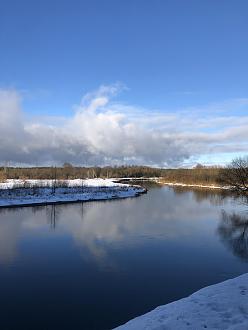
0 85 247 167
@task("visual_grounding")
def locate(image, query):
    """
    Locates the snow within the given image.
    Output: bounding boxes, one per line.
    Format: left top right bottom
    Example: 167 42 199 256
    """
114 273 248 330
0 178 124 190
0 178 228 191
0 179 146 207
161 181 229 190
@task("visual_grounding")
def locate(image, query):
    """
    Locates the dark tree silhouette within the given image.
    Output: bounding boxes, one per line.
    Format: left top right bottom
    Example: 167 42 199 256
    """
218 157 248 194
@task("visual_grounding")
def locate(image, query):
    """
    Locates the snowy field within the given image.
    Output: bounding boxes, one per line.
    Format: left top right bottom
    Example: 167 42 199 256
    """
115 273 248 330
0 179 146 207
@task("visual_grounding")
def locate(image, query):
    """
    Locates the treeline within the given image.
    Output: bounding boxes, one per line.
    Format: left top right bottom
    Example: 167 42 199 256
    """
160 167 222 185
0 165 164 181
0 164 222 185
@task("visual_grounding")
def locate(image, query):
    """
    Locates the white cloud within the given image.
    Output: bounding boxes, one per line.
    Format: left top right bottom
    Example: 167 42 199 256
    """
0 85 247 167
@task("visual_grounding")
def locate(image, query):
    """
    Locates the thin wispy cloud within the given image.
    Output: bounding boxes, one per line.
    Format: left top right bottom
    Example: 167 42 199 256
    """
0 85 247 167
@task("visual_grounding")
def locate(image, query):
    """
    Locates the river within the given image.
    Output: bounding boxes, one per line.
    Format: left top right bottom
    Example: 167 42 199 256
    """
0 183 248 329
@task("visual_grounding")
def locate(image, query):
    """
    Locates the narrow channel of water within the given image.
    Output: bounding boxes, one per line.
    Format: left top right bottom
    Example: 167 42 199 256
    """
0 184 247 329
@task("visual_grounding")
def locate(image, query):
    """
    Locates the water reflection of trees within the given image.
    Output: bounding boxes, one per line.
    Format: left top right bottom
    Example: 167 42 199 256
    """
172 186 232 206
45 203 85 229
218 210 248 260
192 190 230 206
46 205 60 229
0 204 62 230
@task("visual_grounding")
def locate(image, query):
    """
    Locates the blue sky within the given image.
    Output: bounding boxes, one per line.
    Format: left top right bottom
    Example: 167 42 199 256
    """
0 0 248 166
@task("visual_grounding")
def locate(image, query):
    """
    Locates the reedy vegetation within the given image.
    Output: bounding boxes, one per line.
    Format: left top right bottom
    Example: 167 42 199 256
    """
0 164 221 184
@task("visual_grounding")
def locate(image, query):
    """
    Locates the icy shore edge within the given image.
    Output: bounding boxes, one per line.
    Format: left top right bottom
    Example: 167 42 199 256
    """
114 273 248 330
160 181 229 190
0 179 146 208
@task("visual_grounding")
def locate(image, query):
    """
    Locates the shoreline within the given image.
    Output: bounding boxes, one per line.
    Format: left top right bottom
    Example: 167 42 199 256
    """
0 179 147 208
0 177 232 208
115 273 248 329
158 181 229 190
110 177 229 190
0 192 145 209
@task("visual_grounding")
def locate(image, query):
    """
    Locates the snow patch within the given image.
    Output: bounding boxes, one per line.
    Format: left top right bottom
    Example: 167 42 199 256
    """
161 181 229 190
114 273 248 330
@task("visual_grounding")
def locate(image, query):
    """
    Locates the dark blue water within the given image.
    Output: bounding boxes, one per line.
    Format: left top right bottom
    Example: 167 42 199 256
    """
0 185 248 329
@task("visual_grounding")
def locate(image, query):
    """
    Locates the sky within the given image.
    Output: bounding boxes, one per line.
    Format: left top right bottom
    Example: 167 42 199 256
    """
0 0 248 167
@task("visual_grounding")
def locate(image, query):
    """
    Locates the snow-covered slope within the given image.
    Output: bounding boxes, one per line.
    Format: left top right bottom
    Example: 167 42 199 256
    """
115 273 248 330
0 179 146 207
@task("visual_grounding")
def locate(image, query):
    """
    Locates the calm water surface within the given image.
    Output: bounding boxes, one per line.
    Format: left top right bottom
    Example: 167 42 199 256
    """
0 184 248 329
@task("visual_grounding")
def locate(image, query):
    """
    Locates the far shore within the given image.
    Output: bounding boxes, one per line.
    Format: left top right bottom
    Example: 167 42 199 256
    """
115 177 229 190
158 181 229 190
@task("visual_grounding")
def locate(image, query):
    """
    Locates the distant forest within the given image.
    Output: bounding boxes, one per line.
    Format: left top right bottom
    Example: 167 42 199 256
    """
0 164 222 185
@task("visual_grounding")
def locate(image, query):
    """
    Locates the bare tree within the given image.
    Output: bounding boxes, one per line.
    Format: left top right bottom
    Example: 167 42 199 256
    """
218 156 248 194
52 166 57 194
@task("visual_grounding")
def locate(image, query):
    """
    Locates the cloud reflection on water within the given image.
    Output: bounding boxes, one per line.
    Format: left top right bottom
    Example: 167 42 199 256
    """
0 186 245 265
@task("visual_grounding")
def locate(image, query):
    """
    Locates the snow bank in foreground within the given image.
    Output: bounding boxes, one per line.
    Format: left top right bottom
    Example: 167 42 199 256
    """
0 179 146 207
115 273 248 330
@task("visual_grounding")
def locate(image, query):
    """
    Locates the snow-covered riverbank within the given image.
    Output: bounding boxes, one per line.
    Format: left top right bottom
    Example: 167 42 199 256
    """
160 181 229 190
0 179 146 207
112 177 229 190
115 273 248 330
